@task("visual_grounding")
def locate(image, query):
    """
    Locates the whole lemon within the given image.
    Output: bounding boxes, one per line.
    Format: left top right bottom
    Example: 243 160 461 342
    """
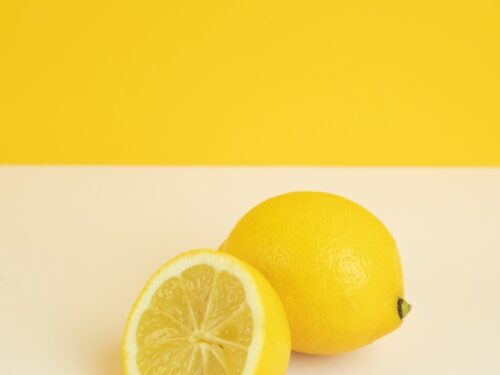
220 191 410 355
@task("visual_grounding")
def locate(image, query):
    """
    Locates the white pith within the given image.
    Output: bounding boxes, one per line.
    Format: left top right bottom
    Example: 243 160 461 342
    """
123 251 263 375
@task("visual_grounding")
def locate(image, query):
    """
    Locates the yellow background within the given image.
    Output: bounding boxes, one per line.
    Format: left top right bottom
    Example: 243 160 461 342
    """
1 0 499 165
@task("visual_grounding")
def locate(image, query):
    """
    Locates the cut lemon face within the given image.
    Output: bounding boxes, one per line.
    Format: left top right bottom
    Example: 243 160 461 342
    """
122 249 290 375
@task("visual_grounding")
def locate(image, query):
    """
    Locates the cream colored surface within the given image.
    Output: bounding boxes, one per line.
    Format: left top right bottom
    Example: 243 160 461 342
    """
0 167 499 374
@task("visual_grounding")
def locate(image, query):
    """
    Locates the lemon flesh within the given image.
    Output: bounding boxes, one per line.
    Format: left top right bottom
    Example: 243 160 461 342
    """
122 250 290 374
220 192 409 355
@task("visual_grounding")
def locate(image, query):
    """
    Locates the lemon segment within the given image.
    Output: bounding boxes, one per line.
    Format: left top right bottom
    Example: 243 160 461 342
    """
122 249 290 375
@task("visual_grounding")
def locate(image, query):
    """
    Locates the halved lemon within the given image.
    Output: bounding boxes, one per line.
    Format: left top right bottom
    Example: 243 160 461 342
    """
122 249 291 375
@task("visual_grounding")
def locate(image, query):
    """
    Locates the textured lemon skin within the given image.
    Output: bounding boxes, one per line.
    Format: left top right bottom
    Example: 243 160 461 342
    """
122 249 291 375
245 253 291 375
220 192 405 355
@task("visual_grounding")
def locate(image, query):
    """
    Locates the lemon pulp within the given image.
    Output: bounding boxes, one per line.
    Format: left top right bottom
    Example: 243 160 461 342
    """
135 264 253 374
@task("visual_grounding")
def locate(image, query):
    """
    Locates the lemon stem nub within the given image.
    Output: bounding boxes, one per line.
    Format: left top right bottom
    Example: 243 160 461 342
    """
398 298 412 319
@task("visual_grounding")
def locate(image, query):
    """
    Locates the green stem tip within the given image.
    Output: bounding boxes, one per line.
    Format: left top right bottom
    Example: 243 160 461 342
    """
398 298 412 319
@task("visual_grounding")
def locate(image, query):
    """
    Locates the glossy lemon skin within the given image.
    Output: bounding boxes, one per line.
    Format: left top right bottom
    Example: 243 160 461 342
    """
220 192 405 355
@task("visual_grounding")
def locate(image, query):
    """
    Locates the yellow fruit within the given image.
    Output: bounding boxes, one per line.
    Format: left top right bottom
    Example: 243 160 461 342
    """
220 192 410 355
122 249 291 374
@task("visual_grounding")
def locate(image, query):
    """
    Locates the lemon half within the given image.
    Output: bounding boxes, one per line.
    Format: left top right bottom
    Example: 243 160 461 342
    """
122 249 290 374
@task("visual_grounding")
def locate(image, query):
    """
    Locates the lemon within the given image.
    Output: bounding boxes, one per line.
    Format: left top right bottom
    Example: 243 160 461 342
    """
122 249 291 374
220 192 410 355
